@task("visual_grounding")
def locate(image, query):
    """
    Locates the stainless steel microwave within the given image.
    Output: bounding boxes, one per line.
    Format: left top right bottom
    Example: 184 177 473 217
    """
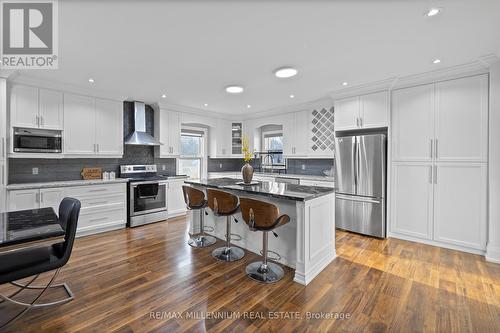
13 128 62 153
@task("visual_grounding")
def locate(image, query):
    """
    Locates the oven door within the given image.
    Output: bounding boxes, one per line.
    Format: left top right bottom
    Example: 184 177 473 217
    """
130 182 167 216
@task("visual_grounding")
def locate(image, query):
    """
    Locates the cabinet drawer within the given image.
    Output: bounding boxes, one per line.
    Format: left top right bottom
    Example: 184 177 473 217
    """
78 207 126 229
65 183 125 197
78 195 125 211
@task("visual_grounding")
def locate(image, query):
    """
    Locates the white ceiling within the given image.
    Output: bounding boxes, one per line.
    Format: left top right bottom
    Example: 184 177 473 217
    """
12 0 500 114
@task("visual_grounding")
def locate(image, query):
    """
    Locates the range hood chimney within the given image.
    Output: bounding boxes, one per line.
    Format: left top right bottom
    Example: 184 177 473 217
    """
124 101 162 146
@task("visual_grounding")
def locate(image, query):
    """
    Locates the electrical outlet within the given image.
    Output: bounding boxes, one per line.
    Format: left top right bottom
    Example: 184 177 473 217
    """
219 163 223 169
301 164 306 171
32 167 39 175
162 165 166 171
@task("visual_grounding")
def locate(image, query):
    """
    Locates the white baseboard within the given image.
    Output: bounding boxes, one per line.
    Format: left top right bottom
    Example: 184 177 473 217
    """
485 244 500 264
293 250 336 286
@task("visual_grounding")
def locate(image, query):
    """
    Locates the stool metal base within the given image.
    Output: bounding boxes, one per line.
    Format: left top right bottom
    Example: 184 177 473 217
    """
212 246 245 262
245 261 284 283
188 235 217 248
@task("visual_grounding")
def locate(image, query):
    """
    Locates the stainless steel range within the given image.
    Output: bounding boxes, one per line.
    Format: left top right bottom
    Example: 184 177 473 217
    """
120 164 169 227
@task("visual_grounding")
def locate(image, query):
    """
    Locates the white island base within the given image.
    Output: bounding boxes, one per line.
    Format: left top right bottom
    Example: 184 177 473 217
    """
188 186 336 285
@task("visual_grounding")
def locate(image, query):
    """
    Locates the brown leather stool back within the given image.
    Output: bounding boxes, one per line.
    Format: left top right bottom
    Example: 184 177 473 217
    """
182 186 207 209
239 198 290 231
206 189 239 216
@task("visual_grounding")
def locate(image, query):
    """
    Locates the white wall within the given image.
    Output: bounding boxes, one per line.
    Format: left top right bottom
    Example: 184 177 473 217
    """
487 61 500 263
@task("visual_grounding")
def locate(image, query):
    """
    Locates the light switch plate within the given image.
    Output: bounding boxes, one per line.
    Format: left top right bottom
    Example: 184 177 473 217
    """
162 165 166 171
301 164 306 170
32 167 38 175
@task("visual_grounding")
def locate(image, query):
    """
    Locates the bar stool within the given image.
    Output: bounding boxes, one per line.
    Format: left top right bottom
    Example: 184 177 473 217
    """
239 197 290 283
206 189 245 262
182 186 216 248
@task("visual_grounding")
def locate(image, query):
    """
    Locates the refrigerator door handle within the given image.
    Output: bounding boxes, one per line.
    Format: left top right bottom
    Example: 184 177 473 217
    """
429 166 433 184
430 139 433 159
336 194 381 204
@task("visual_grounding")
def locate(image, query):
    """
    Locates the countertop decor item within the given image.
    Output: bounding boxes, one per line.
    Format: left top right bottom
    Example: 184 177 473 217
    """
241 135 254 184
81 167 102 180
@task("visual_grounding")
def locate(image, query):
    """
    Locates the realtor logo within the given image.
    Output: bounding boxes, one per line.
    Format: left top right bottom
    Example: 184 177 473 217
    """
0 0 58 69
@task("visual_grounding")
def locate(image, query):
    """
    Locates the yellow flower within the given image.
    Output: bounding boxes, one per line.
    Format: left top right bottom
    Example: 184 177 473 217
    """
242 135 253 162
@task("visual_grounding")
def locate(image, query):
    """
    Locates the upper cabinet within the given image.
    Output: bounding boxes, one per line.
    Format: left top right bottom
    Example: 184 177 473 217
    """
64 93 123 157
334 91 389 131
10 85 63 130
231 122 243 156
209 119 231 158
392 74 488 162
155 109 181 157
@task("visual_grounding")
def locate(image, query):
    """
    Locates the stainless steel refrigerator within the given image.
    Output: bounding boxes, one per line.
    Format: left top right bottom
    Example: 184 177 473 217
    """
335 134 386 238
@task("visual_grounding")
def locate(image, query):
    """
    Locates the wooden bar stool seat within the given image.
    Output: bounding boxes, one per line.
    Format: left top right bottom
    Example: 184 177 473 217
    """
240 197 290 283
206 189 245 262
182 186 216 248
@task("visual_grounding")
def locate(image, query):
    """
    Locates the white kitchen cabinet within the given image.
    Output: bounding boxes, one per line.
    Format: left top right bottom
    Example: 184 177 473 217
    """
334 96 359 131
10 85 39 128
63 93 96 155
10 85 63 130
156 109 181 157
390 162 434 240
334 91 388 131
40 187 66 213
39 89 64 130
95 98 123 156
209 119 231 157
392 84 435 161
360 91 389 129
433 163 487 250
8 189 40 211
300 179 334 188
283 111 309 157
435 75 488 162
167 179 187 218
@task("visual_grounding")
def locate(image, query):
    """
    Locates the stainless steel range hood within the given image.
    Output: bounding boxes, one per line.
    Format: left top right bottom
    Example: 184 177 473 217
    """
124 101 162 146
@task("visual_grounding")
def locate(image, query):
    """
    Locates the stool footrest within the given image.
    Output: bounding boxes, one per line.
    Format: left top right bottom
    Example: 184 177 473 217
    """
229 233 242 242
260 249 281 262
203 226 215 233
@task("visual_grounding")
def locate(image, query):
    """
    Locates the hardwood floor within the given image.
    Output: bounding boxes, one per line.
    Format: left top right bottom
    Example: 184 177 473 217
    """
1 216 499 332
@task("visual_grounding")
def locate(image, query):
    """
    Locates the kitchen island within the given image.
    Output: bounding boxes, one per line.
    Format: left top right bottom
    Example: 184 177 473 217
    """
184 178 336 285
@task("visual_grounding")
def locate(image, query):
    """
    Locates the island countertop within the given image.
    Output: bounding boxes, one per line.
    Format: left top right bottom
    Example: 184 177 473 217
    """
185 177 335 201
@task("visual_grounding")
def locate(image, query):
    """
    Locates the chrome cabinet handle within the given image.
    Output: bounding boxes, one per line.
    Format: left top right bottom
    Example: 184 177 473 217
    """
1 165 4 185
359 117 363 128
1 137 5 158
97 144 100 153
430 139 433 159
429 166 432 184
40 192 44 203
36 192 40 203
434 166 437 184
40 116 43 127
35 115 39 127
435 139 438 158
356 118 359 127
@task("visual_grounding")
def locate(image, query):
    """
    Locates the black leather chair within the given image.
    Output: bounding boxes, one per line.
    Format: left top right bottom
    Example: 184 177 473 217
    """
0 197 81 329
182 185 216 248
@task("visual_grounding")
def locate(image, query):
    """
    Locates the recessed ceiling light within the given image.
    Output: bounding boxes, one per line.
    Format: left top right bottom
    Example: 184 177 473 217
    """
225 85 244 94
161 94 167 98
342 82 348 86
274 67 298 78
204 103 208 107
433 59 441 64
426 8 441 17
247 104 251 108
88 78 95 83
289 94 295 99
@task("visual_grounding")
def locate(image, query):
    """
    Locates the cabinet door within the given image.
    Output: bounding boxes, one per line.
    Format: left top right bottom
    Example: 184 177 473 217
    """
294 111 309 156
392 84 435 161
360 91 388 128
169 111 181 156
95 99 123 156
11 85 39 128
63 94 96 155
39 89 63 130
167 180 187 217
282 114 295 156
435 75 488 162
433 163 487 250
215 119 231 157
8 189 40 211
40 187 65 214
158 109 170 156
391 163 433 239
334 96 359 131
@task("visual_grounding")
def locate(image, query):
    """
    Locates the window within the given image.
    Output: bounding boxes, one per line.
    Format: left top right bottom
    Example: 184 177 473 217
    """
262 131 284 164
178 128 205 180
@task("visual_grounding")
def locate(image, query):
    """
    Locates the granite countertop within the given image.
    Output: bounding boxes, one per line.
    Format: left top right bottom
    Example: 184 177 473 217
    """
208 171 334 182
185 178 335 201
0 207 65 248
6 178 129 190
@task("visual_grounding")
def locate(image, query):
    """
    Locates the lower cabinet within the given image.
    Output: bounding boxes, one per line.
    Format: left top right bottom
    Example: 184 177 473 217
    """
8 183 127 237
390 162 487 252
300 179 335 188
167 179 187 218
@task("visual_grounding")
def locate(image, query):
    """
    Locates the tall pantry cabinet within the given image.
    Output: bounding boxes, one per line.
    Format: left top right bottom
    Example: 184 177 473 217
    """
390 74 488 252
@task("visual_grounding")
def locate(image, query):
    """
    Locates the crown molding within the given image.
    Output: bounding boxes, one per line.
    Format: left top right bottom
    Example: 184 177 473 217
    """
328 78 395 100
8 73 128 101
241 96 334 120
0 69 18 80
156 101 232 120
478 53 500 66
